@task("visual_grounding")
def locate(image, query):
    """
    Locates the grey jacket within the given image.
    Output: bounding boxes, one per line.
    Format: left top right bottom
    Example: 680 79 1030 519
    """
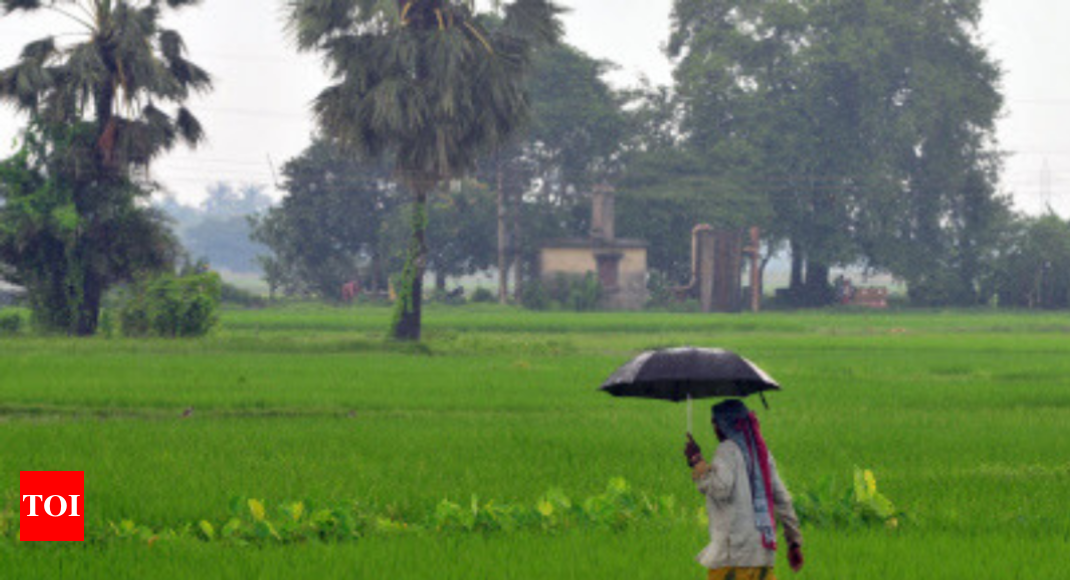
691 439 803 569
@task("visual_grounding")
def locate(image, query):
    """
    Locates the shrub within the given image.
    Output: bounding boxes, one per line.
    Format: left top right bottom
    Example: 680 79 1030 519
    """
119 272 222 338
644 270 675 309
520 280 551 311
0 310 22 335
221 282 266 308
668 298 702 313
567 272 603 312
431 286 467 306
470 287 496 303
537 273 604 312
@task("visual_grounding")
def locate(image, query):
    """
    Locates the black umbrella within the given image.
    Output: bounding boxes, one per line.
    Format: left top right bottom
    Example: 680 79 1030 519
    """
599 347 780 433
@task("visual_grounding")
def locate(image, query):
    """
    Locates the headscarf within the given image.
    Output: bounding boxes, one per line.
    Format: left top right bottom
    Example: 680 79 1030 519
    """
712 399 777 551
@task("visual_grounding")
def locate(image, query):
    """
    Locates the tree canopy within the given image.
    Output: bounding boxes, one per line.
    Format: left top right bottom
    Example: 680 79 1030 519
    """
0 0 211 333
289 0 561 340
664 0 1006 305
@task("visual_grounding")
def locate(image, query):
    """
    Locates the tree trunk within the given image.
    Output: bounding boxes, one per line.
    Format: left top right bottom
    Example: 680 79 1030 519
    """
497 160 510 304
759 248 775 299
435 271 447 292
803 260 833 307
74 269 103 337
789 240 804 292
392 188 429 341
512 191 523 303
369 247 384 293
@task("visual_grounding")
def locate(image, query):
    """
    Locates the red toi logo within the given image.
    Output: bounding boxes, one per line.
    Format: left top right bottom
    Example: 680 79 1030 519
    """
20 471 85 542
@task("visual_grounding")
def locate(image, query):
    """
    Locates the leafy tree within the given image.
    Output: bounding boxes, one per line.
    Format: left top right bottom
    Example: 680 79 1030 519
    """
993 214 1070 309
0 122 178 332
0 0 211 334
380 179 497 291
250 139 401 300
288 0 562 340
617 149 765 283
667 0 1005 307
614 83 771 284
492 43 628 301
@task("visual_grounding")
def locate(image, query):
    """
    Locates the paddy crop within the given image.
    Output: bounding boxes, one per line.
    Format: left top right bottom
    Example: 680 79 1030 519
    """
1 305 1068 578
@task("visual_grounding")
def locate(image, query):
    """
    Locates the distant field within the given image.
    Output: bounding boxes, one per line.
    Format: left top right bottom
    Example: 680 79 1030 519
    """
1 305 1068 578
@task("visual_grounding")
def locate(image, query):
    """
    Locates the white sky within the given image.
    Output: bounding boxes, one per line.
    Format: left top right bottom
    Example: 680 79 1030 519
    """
1 0 1068 217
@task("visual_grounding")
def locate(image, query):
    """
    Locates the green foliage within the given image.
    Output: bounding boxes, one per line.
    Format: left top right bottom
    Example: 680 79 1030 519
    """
0 473 900 546
221 282 266 309
430 287 467 306
643 270 675 310
666 0 1006 306
567 273 603 312
390 198 429 339
992 214 1070 309
0 122 178 336
0 0 209 335
0 0 211 166
0 310 23 335
793 468 903 530
119 272 222 338
481 43 630 280
536 272 603 311
3 308 1070 577
290 0 562 341
520 280 551 310
380 180 498 293
470 287 497 304
250 141 400 300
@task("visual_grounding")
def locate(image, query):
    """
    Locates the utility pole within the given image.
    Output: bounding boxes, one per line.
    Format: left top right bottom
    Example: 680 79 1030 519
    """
1040 158 1053 213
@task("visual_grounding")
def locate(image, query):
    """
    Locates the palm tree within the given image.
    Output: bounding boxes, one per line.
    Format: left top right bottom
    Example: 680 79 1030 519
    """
288 0 561 341
0 0 211 335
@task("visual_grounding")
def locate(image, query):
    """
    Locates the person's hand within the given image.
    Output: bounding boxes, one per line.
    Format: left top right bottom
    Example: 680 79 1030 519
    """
788 543 804 572
684 434 703 467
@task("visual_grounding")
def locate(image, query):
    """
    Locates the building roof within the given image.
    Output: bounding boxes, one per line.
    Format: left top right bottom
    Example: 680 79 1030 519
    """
541 237 648 250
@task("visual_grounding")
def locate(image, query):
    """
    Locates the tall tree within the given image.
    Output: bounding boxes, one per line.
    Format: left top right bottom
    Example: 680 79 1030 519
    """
615 82 771 283
484 43 628 302
0 122 179 331
0 0 211 334
288 0 561 341
380 179 497 291
250 139 401 300
667 0 1005 306
993 214 1070 309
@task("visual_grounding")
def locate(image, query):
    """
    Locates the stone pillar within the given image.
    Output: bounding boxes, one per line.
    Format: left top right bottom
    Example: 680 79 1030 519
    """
590 184 616 241
695 227 716 312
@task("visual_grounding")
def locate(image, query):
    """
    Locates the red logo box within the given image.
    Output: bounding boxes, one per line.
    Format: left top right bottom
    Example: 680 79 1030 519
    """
20 471 84 542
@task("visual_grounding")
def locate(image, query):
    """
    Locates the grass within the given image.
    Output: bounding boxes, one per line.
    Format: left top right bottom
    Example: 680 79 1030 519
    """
1 304 1069 577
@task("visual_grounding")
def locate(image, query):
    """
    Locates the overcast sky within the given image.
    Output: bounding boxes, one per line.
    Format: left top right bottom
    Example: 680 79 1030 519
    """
1 0 1068 217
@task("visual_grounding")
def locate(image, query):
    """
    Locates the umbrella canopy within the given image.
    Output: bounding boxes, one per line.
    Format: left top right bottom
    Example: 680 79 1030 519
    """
599 347 780 402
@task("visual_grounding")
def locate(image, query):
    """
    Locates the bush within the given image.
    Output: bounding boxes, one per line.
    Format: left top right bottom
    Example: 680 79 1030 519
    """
647 298 700 313
119 272 222 338
520 280 551 311
221 282 266 308
644 270 676 309
531 273 604 312
0 310 22 335
470 287 496 303
567 272 603 312
431 286 467 306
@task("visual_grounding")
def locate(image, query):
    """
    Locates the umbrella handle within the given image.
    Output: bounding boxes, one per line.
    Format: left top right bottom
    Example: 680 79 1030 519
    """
687 393 692 435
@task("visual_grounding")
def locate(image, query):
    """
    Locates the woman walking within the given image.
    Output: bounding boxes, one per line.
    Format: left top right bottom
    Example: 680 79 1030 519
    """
684 399 805 579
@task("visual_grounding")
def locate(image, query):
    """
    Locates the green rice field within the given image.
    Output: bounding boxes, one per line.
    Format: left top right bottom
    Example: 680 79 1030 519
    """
1 305 1069 578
